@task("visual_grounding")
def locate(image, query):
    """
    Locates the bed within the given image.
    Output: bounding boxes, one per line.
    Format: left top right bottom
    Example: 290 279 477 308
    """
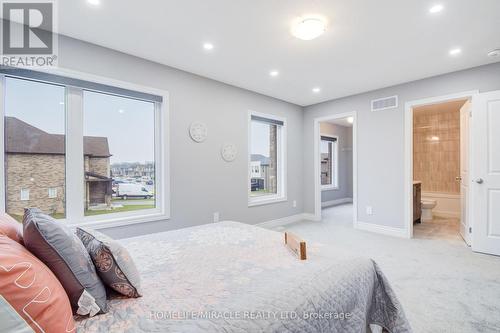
77 221 411 333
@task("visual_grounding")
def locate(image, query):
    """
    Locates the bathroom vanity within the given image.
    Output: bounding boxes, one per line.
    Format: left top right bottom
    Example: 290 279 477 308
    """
413 181 422 223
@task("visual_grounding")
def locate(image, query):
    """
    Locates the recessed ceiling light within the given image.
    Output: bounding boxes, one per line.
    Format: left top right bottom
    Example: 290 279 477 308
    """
449 48 462 56
312 87 321 93
269 70 279 77
429 4 444 13
87 0 100 6
203 42 214 51
118 109 125 114
488 49 500 57
347 117 354 124
292 16 327 41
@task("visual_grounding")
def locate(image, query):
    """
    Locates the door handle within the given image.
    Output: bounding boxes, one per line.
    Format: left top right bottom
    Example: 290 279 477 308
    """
455 176 462 181
474 178 484 184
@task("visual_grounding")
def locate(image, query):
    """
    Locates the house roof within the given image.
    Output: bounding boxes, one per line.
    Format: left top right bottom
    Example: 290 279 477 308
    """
251 154 270 166
5 117 111 157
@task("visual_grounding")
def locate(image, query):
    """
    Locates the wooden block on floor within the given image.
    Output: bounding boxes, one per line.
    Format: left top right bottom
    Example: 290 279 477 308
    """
284 232 307 260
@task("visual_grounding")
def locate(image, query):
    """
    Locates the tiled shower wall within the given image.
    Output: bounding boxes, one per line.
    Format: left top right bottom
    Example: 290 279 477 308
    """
413 108 460 194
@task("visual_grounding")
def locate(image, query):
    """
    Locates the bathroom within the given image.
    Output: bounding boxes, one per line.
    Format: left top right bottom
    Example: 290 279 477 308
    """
412 99 469 241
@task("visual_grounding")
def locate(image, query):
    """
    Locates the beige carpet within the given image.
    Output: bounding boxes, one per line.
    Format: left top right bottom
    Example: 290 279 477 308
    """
266 204 500 333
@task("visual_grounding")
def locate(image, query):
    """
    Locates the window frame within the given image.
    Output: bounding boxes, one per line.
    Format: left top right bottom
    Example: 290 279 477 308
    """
48 188 58 199
320 134 339 191
0 69 170 229
247 110 287 207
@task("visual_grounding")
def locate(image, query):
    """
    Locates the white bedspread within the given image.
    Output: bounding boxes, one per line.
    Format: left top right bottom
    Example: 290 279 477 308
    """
77 221 411 333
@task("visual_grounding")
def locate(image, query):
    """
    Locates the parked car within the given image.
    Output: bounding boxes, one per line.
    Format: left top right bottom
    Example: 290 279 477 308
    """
116 183 154 199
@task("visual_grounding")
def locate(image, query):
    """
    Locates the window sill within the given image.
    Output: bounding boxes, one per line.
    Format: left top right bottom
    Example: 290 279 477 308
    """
321 185 339 191
248 195 287 207
67 210 170 230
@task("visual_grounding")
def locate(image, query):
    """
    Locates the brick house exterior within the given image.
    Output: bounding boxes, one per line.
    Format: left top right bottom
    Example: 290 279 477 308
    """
5 117 112 217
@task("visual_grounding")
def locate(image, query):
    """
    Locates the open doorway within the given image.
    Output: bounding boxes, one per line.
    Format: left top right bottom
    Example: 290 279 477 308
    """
405 91 477 244
314 112 357 227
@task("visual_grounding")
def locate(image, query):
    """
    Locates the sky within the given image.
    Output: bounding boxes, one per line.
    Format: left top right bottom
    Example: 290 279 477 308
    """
251 121 272 157
5 77 155 164
5 77 271 162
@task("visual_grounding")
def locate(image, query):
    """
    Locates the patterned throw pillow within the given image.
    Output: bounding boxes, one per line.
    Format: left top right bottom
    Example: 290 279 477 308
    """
76 227 142 298
22 209 107 316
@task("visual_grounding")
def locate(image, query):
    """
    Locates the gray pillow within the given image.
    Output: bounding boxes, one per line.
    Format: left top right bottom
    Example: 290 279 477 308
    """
22 209 107 316
76 227 142 298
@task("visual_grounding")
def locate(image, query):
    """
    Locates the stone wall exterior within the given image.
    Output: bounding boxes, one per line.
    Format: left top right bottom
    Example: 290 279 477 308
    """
89 157 110 177
6 154 66 217
268 124 278 194
6 154 110 217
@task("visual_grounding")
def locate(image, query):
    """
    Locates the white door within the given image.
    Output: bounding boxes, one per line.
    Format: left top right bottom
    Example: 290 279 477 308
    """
459 100 471 245
472 91 500 256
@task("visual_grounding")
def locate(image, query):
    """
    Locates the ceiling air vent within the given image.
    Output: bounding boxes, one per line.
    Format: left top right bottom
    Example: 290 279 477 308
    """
371 95 398 112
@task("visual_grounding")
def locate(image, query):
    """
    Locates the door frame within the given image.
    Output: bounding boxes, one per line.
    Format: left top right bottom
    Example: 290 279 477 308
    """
313 111 357 225
404 90 479 239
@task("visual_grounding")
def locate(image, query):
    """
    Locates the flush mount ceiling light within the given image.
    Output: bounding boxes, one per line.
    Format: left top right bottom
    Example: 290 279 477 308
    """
312 87 321 93
449 48 462 56
488 49 500 57
203 42 214 51
87 0 100 6
292 16 327 41
429 4 444 13
347 117 354 124
269 70 279 77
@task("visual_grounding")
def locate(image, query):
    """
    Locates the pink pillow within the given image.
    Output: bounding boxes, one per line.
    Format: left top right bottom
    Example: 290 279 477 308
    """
0 235 75 333
0 213 23 244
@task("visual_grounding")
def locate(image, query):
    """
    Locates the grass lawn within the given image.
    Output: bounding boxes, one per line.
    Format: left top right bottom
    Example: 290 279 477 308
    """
9 205 154 221
84 204 155 217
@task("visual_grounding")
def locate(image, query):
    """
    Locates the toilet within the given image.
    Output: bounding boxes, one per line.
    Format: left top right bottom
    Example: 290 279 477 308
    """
421 199 437 222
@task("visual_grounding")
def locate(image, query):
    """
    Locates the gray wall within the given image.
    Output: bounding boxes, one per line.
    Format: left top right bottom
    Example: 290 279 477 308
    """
320 123 353 203
57 36 304 239
304 62 500 229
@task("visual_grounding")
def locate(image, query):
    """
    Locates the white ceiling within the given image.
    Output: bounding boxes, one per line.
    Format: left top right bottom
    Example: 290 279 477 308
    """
55 0 500 106
324 117 353 127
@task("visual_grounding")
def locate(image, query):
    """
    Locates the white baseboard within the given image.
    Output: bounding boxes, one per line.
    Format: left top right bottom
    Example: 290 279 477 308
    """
321 197 353 208
256 213 308 229
302 213 320 221
355 221 408 238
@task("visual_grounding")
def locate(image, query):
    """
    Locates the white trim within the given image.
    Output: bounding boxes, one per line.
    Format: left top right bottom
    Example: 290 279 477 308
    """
256 214 304 229
0 68 171 228
256 213 316 229
404 90 478 239
356 221 407 238
248 110 287 207
321 197 353 208
313 112 357 226
302 213 320 221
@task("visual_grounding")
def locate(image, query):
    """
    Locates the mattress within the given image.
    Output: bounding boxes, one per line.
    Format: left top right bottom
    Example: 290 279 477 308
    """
77 221 411 333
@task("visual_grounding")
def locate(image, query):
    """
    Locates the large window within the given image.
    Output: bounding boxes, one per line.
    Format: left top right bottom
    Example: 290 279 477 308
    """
1 70 168 227
320 135 338 189
249 112 286 205
4 77 66 221
83 91 156 217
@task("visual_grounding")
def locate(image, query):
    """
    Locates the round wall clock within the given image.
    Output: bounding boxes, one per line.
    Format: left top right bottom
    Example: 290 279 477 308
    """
189 122 208 143
221 143 237 162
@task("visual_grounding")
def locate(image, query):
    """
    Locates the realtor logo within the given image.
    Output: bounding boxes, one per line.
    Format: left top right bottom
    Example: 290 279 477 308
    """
1 0 58 67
